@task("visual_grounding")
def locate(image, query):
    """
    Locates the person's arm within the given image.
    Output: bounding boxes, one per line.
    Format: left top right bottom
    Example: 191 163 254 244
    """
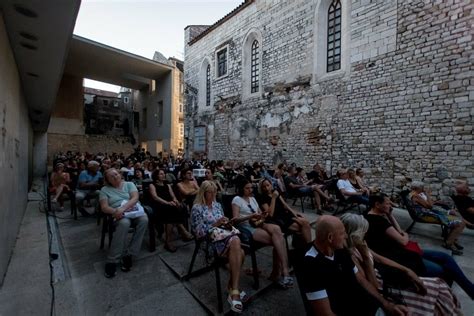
168 184 179 204
371 250 427 295
308 299 336 316
279 196 300 217
385 226 409 246
412 193 433 209
387 211 404 234
99 191 124 220
231 202 255 224
355 270 409 316
352 243 380 289
120 190 139 212
340 188 363 196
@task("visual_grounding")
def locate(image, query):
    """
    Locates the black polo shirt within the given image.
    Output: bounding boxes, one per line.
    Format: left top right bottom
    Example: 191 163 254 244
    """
452 195 474 224
300 245 380 316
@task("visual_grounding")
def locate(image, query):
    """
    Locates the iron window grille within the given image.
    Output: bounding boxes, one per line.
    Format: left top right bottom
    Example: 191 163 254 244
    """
217 48 227 77
250 40 260 93
206 64 211 106
327 0 342 72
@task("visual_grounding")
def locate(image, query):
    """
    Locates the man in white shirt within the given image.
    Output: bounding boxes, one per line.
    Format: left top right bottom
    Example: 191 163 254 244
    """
336 169 369 207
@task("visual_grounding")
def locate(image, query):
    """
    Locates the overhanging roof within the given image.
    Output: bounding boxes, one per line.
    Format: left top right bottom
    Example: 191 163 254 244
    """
1 0 82 132
64 35 173 90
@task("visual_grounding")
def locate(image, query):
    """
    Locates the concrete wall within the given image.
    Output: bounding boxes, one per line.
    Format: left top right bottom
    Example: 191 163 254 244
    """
137 72 174 156
184 0 474 198
0 14 33 285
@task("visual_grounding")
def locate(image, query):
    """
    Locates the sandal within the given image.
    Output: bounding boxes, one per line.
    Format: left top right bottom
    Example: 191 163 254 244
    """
277 276 294 289
227 288 249 303
227 289 243 313
443 243 463 256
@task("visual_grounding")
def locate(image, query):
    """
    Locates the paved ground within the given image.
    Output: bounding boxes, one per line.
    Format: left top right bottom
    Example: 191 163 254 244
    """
1 182 473 315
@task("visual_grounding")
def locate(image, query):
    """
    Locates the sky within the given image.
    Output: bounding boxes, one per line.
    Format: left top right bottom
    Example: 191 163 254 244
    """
74 0 243 92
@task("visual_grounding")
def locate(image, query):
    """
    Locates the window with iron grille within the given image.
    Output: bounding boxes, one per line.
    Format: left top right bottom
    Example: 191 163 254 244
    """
250 40 259 93
327 0 341 72
206 64 211 106
217 48 227 77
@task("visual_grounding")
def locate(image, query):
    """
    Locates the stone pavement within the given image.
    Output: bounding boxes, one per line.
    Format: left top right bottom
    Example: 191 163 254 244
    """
1 189 473 315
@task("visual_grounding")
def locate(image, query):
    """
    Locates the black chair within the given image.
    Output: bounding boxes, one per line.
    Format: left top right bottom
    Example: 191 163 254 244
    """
399 190 448 239
332 187 362 216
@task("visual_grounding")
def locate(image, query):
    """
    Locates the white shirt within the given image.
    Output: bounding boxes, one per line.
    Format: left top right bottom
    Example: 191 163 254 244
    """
232 196 259 216
337 179 357 198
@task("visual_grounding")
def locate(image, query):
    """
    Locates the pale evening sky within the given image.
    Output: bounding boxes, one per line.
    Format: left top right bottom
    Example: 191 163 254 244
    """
74 0 243 92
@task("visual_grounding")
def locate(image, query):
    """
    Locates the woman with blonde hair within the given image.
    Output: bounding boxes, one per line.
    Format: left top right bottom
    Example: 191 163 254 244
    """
191 181 245 313
340 213 462 315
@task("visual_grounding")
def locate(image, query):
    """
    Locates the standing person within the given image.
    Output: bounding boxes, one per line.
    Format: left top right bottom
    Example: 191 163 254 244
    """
99 168 148 278
231 179 293 288
149 169 193 252
365 193 474 299
300 215 408 316
76 160 103 216
191 181 245 313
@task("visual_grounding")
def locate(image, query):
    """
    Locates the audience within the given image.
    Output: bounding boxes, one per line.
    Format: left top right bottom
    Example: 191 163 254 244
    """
177 168 200 209
340 213 461 315
409 181 465 254
148 169 193 252
453 181 474 227
336 168 369 208
232 179 293 288
257 179 311 243
300 215 408 316
76 160 103 216
365 193 474 299
191 181 245 313
99 168 148 278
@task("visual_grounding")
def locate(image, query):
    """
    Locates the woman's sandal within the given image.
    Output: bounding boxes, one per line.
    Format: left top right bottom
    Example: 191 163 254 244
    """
227 289 243 313
227 288 249 303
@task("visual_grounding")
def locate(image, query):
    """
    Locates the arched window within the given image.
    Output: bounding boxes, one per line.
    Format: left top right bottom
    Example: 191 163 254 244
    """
250 40 260 93
327 0 341 72
206 64 211 106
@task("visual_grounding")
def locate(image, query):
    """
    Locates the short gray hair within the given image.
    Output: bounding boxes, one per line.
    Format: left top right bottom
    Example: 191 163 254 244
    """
410 181 424 190
340 213 369 248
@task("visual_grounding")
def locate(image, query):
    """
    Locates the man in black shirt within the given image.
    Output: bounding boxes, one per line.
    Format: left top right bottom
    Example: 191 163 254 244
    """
453 181 474 227
300 215 407 316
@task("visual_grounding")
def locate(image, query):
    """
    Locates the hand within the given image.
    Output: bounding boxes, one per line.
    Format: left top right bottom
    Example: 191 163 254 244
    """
406 270 427 295
216 217 229 226
383 302 409 316
251 213 262 220
113 209 124 220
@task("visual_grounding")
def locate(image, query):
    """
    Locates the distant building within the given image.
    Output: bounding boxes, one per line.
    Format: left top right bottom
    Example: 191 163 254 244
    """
136 53 184 157
83 87 135 137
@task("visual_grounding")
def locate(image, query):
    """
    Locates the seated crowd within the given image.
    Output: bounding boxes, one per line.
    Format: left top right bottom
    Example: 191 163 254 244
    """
50 149 473 314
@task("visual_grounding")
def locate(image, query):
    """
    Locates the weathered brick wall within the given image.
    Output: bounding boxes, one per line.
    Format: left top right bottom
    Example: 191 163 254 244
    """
47 134 134 163
184 0 473 198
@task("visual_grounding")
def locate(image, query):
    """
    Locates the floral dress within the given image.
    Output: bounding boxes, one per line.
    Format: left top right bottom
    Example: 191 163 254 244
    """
409 192 462 228
191 201 238 255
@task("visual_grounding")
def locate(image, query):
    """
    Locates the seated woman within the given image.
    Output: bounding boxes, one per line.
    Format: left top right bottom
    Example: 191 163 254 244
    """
50 162 71 210
99 168 148 278
204 168 224 202
409 181 465 254
131 169 144 194
257 179 311 243
149 169 193 252
231 179 293 288
177 168 200 209
341 213 461 315
191 181 245 313
348 168 370 195
365 193 474 299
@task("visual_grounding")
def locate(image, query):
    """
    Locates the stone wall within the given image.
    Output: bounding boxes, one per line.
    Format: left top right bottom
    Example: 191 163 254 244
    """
184 0 474 198
47 134 134 163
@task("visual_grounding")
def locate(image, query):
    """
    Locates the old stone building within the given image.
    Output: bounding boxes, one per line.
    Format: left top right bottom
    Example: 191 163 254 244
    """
184 0 473 197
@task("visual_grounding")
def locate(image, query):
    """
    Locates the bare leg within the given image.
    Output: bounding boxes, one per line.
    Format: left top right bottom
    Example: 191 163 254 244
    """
290 217 312 243
446 221 465 246
259 224 289 276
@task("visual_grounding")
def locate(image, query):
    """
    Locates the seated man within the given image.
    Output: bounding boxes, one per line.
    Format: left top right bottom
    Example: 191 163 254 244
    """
336 169 369 207
453 181 474 227
76 160 103 216
300 215 408 316
284 166 332 213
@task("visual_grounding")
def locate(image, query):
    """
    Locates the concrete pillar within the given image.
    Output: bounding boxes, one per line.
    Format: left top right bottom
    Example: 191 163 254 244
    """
33 132 48 177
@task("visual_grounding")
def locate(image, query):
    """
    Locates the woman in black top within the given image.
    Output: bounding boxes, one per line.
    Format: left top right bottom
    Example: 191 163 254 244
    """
149 169 193 252
258 179 311 243
365 193 474 299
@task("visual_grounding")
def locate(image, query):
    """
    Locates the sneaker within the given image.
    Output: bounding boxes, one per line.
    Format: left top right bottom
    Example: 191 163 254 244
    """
104 263 116 278
121 255 132 272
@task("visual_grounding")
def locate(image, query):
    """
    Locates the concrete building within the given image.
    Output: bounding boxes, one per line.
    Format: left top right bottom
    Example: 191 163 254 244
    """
184 0 473 198
137 53 184 157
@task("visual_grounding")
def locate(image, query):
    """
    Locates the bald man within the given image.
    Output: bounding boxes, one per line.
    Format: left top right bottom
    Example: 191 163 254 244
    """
453 182 474 227
300 215 407 316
